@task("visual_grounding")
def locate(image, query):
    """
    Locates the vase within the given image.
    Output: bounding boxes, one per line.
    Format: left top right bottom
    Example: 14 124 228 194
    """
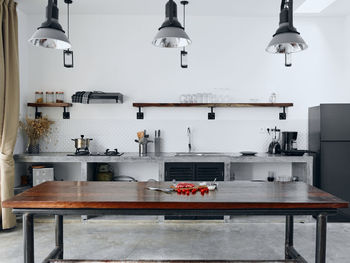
27 143 40 154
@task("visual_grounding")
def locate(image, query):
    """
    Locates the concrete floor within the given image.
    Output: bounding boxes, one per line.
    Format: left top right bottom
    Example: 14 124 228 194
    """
1 218 350 263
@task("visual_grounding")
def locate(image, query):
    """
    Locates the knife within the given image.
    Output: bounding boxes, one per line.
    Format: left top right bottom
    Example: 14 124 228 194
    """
146 187 173 193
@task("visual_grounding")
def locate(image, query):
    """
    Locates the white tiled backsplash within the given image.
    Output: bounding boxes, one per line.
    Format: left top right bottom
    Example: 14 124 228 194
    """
22 119 307 153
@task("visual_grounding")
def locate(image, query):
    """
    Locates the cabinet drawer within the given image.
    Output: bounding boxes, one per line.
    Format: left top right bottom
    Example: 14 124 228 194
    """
165 163 194 181
195 163 224 181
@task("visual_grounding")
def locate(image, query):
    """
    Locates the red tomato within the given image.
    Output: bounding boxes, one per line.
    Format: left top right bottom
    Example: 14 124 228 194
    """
176 182 195 189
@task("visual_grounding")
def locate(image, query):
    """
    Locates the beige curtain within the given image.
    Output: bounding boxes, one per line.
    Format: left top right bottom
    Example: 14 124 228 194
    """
0 0 19 229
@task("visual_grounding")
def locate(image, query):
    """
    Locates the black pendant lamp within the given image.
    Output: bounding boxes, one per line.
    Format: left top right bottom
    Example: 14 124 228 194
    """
180 1 189 68
29 0 71 49
63 0 74 68
266 0 308 67
153 0 191 48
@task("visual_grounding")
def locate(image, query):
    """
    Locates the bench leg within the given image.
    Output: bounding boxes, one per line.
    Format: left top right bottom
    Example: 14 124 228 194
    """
23 213 34 263
316 214 327 263
56 215 64 259
285 215 294 259
42 215 64 263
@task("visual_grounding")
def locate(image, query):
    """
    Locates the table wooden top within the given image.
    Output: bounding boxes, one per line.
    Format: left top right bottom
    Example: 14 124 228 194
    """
3 181 348 210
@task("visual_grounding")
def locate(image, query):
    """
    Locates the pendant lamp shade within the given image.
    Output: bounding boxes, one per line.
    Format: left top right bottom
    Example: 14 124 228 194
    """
266 29 307 54
29 0 71 50
153 27 191 48
266 0 307 66
153 0 191 48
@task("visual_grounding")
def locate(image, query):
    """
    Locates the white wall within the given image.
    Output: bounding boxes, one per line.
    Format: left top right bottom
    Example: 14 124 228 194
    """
17 13 350 154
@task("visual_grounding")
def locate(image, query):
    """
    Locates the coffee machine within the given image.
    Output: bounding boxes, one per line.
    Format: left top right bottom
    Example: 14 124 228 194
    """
282 131 298 151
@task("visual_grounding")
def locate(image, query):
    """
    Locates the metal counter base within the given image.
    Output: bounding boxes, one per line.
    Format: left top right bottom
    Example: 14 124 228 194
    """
14 208 333 263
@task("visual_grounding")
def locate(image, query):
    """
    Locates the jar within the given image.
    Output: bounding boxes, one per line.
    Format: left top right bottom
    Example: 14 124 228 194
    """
56 92 64 103
46 92 55 103
35 92 43 103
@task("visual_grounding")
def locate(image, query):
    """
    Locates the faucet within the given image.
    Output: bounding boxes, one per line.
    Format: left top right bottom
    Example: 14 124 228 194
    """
187 127 192 152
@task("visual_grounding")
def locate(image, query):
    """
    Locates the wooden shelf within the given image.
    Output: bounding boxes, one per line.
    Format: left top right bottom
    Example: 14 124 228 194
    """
133 103 293 108
27 102 73 108
27 103 72 119
133 102 293 120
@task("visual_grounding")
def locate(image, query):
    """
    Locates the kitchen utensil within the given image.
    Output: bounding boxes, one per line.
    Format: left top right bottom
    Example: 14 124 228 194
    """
96 163 113 181
207 178 218 190
267 171 276 182
146 187 173 193
154 129 161 156
240 151 257 156
268 126 281 154
281 149 315 156
136 130 153 156
71 135 93 152
208 185 216 191
137 131 144 140
113 175 137 182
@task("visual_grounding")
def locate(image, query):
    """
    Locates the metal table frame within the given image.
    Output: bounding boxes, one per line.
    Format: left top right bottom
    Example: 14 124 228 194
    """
13 208 335 263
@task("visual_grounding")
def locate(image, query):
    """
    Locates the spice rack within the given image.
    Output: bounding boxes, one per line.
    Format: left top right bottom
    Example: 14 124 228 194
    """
133 103 294 120
27 103 73 119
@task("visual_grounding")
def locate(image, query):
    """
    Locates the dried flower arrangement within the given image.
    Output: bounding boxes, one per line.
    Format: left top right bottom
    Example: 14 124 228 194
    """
19 116 54 146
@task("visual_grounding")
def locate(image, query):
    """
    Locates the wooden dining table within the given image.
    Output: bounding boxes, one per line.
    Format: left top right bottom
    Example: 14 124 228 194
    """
2 181 349 263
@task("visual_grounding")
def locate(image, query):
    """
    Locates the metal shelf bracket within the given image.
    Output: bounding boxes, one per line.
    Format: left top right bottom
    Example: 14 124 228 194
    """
35 107 42 119
208 107 215 120
137 107 144 119
63 107 70 119
280 107 287 120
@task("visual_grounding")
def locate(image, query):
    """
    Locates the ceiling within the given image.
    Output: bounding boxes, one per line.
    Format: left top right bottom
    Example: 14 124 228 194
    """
16 0 350 16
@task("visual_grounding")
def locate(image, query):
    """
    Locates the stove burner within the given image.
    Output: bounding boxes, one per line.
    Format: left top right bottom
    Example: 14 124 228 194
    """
105 149 122 156
75 148 90 155
67 148 124 157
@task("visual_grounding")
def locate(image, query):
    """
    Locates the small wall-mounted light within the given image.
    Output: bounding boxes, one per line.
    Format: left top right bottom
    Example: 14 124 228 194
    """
180 1 189 68
63 49 73 68
63 0 74 68
181 49 188 68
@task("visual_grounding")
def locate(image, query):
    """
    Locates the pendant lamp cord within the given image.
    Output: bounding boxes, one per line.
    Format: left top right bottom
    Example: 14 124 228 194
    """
288 0 293 29
183 2 186 29
169 0 174 23
67 2 70 40
182 2 186 52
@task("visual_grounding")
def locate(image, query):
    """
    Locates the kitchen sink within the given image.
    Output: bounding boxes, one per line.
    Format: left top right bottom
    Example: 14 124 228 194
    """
175 152 228 157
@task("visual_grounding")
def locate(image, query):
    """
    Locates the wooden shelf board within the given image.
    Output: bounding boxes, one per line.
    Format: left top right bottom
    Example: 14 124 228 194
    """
133 103 293 108
27 103 72 108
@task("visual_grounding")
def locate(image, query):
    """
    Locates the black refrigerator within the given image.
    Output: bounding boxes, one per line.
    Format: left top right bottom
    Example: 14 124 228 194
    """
309 104 350 222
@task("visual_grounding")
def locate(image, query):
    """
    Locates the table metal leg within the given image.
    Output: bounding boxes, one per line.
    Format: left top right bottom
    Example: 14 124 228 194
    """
285 215 294 259
316 214 327 263
23 213 34 263
55 215 64 259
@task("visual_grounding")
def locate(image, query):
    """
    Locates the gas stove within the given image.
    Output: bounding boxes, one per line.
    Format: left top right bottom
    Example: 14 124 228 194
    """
68 149 124 157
